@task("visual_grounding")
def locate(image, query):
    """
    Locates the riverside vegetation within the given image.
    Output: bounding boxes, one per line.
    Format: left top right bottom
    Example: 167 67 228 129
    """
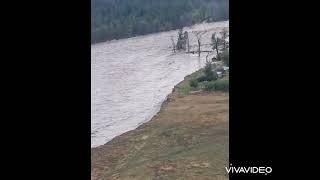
178 46 229 96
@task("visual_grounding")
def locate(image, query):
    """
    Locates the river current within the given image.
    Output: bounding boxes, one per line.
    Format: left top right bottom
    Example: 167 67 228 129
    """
91 21 229 147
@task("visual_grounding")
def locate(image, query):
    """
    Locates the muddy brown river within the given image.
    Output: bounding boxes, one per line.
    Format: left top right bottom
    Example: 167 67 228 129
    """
91 21 229 147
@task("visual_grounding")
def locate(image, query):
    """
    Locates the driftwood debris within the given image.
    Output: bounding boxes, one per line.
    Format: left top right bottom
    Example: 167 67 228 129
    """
188 50 213 54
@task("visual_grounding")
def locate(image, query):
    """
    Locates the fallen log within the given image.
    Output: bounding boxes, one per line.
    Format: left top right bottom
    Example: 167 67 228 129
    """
187 50 213 54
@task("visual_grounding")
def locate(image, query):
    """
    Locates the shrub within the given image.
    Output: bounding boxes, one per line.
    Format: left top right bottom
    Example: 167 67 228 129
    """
204 61 213 75
221 49 229 66
202 61 218 81
189 79 198 88
204 81 216 91
197 75 208 82
197 72 218 82
214 79 229 92
204 80 229 92
207 71 218 81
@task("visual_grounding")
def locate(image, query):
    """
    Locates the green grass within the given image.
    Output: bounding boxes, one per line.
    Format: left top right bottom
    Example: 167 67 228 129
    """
100 121 229 179
176 68 229 95
175 70 203 96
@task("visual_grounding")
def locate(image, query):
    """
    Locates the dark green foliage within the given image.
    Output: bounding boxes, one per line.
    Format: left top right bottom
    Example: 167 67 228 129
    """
92 0 229 43
197 62 218 82
204 81 216 91
215 48 228 62
213 80 229 92
197 72 218 82
197 75 208 82
204 61 213 76
221 49 229 66
204 80 229 92
189 79 198 88
204 61 218 81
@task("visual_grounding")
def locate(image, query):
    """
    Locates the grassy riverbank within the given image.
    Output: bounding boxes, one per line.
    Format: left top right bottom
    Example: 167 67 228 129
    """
91 69 229 180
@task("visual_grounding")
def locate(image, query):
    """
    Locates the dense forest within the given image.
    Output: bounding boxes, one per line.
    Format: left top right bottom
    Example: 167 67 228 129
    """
91 0 229 43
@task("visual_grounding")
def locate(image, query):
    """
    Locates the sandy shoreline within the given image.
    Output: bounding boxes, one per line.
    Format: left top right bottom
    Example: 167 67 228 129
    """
91 70 229 180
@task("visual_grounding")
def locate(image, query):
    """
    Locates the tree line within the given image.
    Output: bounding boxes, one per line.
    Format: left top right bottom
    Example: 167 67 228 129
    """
91 0 229 43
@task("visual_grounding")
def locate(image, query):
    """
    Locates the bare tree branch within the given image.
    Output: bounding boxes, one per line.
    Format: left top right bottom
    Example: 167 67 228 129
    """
170 36 176 53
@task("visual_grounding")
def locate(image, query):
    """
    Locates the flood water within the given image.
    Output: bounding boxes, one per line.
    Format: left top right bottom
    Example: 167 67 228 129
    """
91 21 229 147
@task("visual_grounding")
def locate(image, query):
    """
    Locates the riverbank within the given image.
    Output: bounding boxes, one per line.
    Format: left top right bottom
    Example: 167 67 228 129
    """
91 69 229 180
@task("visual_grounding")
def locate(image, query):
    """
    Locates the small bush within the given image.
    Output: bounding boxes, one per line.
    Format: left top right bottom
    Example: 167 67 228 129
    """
204 80 229 92
221 50 229 66
204 61 213 76
198 61 218 82
197 75 208 82
177 83 191 96
197 72 218 82
207 71 218 81
204 81 216 91
189 79 198 88
214 80 229 92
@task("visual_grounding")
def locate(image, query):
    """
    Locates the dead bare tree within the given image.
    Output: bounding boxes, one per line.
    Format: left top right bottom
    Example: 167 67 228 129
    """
220 28 229 51
211 33 219 57
170 36 176 53
176 29 185 50
197 34 201 57
193 30 208 57
184 31 190 53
